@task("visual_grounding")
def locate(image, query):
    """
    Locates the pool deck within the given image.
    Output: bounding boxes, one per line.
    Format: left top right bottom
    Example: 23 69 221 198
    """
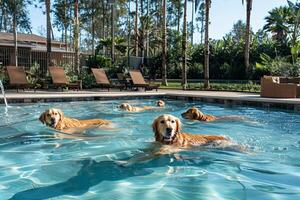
1 89 300 110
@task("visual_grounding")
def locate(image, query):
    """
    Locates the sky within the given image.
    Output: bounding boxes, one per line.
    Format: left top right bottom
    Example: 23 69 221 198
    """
29 0 295 44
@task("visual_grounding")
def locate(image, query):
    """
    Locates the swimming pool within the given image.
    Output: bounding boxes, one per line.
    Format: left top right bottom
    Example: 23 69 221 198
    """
1 99 300 200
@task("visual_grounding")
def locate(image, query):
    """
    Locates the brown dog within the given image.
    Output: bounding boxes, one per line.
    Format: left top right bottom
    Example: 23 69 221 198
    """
152 114 228 147
39 108 110 130
181 107 216 121
119 103 159 112
156 100 165 107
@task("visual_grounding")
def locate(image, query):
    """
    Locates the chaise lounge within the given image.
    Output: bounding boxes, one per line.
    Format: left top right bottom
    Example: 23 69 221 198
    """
48 66 82 91
6 66 31 92
91 68 113 91
129 70 159 91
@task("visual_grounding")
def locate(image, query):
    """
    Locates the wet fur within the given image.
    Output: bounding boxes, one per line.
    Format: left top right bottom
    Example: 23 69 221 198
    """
152 114 228 147
39 108 110 130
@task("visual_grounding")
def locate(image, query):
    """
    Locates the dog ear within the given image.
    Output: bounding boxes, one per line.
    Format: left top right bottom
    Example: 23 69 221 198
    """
152 118 161 141
57 109 64 121
193 111 200 119
39 111 46 124
175 117 182 133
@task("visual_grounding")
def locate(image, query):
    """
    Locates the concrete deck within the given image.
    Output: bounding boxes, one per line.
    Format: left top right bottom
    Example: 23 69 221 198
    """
1 89 300 110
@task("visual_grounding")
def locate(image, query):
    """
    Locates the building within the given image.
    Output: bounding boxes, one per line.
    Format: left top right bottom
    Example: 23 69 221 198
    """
0 32 75 76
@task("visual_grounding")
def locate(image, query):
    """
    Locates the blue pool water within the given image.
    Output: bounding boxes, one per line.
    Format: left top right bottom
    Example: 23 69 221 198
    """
1 99 300 200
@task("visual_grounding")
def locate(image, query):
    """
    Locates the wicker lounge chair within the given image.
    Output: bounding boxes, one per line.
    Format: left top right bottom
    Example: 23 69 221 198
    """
6 66 30 92
260 76 297 98
48 66 81 91
129 70 159 91
91 68 114 91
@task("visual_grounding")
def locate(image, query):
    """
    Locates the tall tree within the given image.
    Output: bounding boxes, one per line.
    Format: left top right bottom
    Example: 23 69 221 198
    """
204 0 210 89
162 0 168 86
53 0 72 51
182 0 188 90
45 0 51 68
263 6 290 44
74 0 80 75
134 0 139 56
243 0 253 74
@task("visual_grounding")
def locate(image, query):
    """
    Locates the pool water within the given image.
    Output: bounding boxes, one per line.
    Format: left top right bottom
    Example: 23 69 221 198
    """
1 99 300 200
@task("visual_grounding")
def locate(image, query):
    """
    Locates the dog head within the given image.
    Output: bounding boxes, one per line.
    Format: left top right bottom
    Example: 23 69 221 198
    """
119 103 133 111
181 107 204 120
152 114 181 143
156 100 165 107
39 108 64 128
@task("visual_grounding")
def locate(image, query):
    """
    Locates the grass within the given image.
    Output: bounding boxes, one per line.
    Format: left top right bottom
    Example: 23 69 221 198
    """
157 81 261 93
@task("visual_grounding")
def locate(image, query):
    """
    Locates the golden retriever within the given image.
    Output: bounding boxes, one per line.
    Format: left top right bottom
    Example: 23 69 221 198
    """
181 107 217 121
152 114 228 147
119 101 164 112
156 100 165 107
39 108 111 130
181 107 247 122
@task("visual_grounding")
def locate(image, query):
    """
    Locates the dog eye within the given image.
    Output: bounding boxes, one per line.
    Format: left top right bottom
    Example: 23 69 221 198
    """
160 120 165 124
54 113 57 115
171 120 175 123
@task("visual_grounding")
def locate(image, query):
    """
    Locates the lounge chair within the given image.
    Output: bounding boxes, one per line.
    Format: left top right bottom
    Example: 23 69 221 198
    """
260 76 297 98
129 70 159 91
91 68 113 91
6 66 30 92
48 66 82 91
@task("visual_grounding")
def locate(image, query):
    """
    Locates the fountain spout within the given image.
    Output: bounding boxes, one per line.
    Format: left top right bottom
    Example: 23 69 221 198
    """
0 80 8 108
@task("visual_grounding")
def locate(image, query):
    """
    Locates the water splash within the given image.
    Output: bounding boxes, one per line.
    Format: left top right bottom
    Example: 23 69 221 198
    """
0 80 9 112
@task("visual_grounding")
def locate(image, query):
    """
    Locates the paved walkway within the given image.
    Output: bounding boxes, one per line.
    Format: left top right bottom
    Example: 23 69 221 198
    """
1 89 300 108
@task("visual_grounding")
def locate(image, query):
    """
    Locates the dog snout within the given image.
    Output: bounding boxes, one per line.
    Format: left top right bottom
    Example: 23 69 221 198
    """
51 117 56 123
166 127 173 135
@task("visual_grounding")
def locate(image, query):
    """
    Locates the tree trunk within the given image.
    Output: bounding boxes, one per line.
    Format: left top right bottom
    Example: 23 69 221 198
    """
182 0 188 90
244 0 252 75
92 1 95 55
134 0 139 57
191 0 194 45
145 0 149 58
161 0 168 86
74 0 80 75
111 2 115 63
204 0 211 89
46 0 51 69
13 1 18 66
177 0 181 32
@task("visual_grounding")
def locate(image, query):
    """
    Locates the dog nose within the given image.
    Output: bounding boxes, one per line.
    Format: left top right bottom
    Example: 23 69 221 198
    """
51 118 55 123
166 128 172 134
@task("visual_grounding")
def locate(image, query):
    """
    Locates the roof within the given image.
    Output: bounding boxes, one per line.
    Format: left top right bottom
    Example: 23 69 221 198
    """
0 32 63 45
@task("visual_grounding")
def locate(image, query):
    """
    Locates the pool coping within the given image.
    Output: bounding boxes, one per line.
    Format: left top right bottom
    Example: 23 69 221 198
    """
1 89 300 111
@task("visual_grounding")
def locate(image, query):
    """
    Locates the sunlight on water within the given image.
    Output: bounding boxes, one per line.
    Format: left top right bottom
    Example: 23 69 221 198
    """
0 99 300 200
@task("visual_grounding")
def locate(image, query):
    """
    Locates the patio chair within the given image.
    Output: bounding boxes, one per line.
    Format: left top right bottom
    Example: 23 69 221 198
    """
91 68 113 91
6 66 31 92
129 70 159 91
260 76 297 98
48 66 82 91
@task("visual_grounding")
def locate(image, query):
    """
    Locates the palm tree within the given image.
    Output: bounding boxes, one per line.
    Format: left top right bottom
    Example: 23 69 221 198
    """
263 6 290 44
242 0 253 74
182 0 188 90
45 0 51 68
162 0 168 86
204 0 211 89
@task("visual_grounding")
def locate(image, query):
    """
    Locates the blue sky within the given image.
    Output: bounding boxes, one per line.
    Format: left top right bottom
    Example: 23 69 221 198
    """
29 0 295 43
